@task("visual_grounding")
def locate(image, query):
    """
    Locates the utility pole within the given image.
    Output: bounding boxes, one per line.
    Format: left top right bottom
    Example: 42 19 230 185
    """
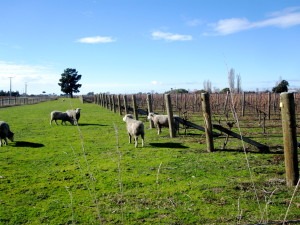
8 77 13 97
25 82 27 96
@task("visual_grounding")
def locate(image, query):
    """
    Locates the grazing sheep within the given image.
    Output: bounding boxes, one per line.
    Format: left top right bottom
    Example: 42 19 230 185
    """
50 111 76 125
123 114 145 148
0 121 14 147
147 112 179 135
66 108 81 124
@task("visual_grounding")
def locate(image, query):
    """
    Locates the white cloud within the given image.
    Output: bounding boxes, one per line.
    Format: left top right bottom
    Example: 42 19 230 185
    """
152 31 193 41
77 36 116 44
207 7 300 35
210 18 252 35
0 61 60 94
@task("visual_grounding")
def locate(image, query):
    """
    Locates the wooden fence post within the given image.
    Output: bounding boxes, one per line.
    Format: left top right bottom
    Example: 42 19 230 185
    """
112 95 116 113
108 95 112 111
132 94 138 120
280 92 299 187
103 94 107 108
165 94 175 138
123 95 128 115
201 92 214 152
117 94 122 115
147 94 154 128
268 92 271 120
101 94 105 107
242 92 245 117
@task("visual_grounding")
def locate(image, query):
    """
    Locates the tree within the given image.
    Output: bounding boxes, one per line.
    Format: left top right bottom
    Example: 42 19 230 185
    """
228 68 235 93
58 68 82 98
220 87 230 93
203 80 212 93
272 80 289 93
164 88 189 94
236 73 242 93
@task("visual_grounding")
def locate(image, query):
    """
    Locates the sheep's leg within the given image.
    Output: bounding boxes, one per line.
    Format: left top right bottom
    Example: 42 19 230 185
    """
134 137 138 148
54 120 58 125
0 138 2 147
128 134 132 144
141 134 144 147
157 125 161 135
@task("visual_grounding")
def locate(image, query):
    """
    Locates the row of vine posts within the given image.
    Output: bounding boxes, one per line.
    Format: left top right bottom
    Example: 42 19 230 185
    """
90 92 299 187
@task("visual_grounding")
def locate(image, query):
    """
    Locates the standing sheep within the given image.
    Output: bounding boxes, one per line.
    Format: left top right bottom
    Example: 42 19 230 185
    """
123 114 145 148
66 108 81 124
50 111 76 125
0 121 14 147
147 112 179 135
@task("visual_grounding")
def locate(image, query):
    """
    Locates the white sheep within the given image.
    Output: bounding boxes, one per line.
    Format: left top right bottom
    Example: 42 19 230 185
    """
123 114 145 148
0 121 14 147
50 111 76 125
147 112 179 135
66 108 81 124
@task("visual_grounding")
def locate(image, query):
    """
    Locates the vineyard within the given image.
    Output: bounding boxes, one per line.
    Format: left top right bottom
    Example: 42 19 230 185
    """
91 92 300 150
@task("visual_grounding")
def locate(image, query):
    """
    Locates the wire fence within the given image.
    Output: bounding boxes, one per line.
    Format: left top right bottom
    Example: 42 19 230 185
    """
0 96 58 108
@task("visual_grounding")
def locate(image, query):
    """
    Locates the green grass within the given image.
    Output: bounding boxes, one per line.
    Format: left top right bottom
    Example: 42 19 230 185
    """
0 98 299 224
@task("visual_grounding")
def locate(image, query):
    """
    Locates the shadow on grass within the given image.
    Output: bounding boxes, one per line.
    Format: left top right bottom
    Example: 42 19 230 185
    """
78 123 108 126
149 142 189 149
215 146 284 154
13 141 45 148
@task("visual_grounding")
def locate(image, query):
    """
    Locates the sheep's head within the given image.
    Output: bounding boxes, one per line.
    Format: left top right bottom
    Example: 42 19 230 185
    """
123 114 134 122
8 131 14 142
147 112 154 120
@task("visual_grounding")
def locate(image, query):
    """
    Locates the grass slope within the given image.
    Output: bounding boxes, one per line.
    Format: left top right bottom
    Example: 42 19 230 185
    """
0 98 299 224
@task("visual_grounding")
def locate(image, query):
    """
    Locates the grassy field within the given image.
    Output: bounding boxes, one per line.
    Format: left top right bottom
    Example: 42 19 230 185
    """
0 98 299 224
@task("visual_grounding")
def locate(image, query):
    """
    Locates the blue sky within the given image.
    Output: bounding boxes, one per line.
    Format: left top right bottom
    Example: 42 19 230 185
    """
1 0 300 95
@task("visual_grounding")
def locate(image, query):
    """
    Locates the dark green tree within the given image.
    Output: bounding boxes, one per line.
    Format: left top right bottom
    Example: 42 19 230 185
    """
272 80 289 93
165 88 189 94
220 87 230 93
58 68 82 98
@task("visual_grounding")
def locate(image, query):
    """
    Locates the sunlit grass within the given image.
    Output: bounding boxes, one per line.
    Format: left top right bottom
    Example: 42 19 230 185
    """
0 98 299 224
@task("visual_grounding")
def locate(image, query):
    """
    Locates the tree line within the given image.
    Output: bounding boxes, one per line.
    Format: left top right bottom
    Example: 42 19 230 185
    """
0 90 20 97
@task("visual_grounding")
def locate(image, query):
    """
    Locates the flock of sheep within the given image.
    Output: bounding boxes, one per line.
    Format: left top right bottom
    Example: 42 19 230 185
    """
0 108 81 147
0 105 172 148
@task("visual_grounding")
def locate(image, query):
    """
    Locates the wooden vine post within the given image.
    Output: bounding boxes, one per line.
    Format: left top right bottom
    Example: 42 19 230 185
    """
242 92 245 117
132 94 138 120
112 95 116 113
147 94 154 128
164 94 175 138
201 92 214 152
117 94 121 115
101 93 105 107
268 92 271 120
123 95 128 115
280 92 299 187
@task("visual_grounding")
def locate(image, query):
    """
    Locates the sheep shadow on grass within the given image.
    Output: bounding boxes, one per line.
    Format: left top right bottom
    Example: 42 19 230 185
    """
77 123 108 127
12 141 44 148
149 142 189 149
